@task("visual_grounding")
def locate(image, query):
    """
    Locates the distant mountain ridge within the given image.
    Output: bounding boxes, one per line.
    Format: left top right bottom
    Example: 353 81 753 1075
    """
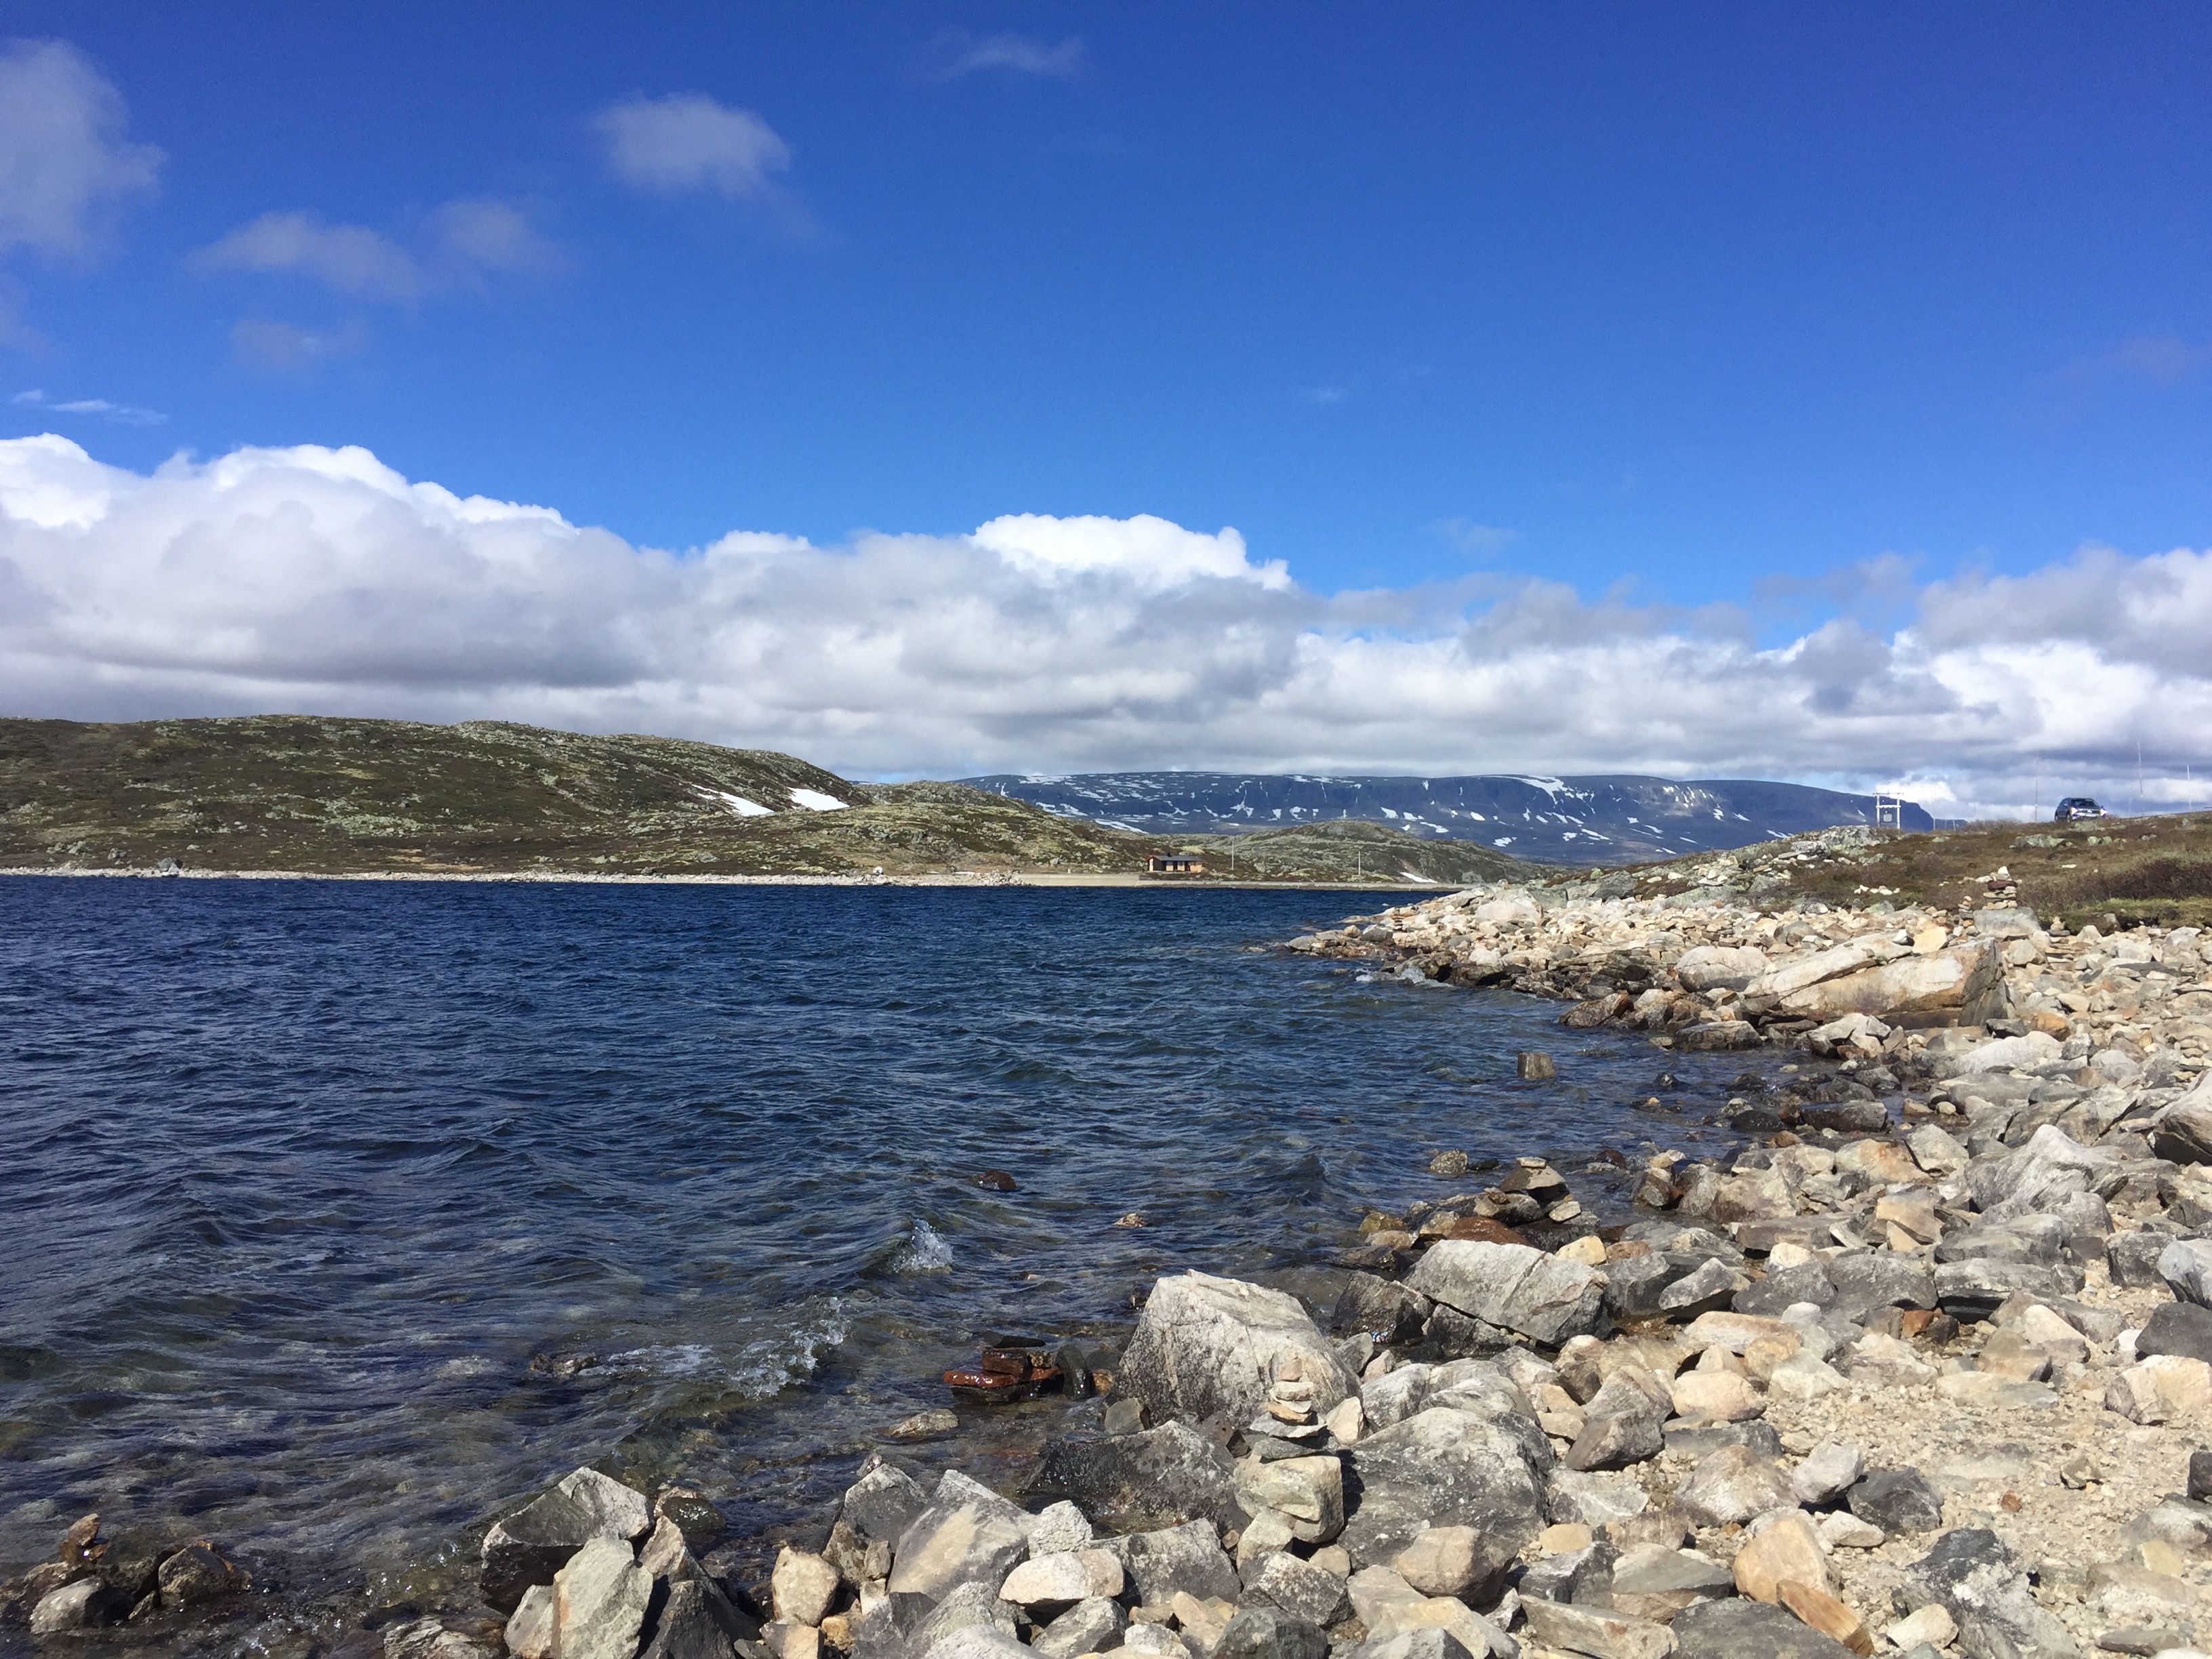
955 771 1932 867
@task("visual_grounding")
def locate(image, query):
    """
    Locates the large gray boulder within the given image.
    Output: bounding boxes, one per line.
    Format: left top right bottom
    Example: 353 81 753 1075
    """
551 1536 651 1659
1671 1595 1858 1658
889 1471 1034 1603
1244 1551 1349 1626
1675 1444 1795 1528
1898 1528 2074 1658
2160 1238 2212 1307
1103 1519 1240 1606
640 1580 741 1659
1361 1359 1530 1433
1119 1271 1356 1428
1339 1407 1551 1599
1032 1598 1126 1659
1773 941 2003 1025
1933 1258 2082 1321
480 1467 653 1615
1214 1605 1331 1659
1334 1273 1434 1344
1404 1241 1605 1347
2152 1091 2212 1166
922 1627 1030 1659
840 1456 931 1545
1674 945 1768 993
1024 1420 1239 1528
1351 1635 1483 1659
1826 1254 1935 1324
1563 1370 1668 1472
909 1581 1021 1652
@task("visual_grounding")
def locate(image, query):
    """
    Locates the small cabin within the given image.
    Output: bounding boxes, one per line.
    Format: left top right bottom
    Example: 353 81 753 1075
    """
1146 855 1206 876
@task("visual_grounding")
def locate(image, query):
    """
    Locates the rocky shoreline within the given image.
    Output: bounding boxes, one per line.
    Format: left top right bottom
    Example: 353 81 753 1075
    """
11 847 2212 1659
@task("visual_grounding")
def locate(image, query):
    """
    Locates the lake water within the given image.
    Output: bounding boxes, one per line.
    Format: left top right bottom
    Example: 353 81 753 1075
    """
0 878 1761 1649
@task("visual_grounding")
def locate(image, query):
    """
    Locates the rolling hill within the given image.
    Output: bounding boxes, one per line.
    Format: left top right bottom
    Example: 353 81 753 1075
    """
0 717 1534 885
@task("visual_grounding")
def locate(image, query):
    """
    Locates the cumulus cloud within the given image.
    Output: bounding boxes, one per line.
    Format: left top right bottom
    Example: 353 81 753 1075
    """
192 201 561 302
595 93 792 201
938 33 1085 77
431 199 564 276
0 39 161 261
1 434 2209 819
193 212 423 300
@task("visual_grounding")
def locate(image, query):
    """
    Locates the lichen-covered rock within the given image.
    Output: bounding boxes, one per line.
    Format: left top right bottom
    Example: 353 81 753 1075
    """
1677 1443 1795 1527
1103 1519 1240 1607
1025 1421 1239 1529
1339 1407 1550 1598
889 1471 1034 1603
1898 1528 2074 1659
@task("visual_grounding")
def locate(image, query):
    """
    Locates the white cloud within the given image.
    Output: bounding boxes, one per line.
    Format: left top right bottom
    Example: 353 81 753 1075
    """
939 33 1084 77
227 317 369 375
972 513 1289 592
193 212 422 300
0 39 161 260
192 201 561 304
2 434 2209 819
432 199 563 275
12 387 164 426
594 94 792 201
1434 518 1519 558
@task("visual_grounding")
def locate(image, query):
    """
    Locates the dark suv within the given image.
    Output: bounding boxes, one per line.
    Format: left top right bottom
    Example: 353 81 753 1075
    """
2054 797 2107 822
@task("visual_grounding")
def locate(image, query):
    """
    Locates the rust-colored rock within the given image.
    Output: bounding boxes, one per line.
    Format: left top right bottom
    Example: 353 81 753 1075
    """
1777 1580 1873 1654
1445 1216 1530 1247
945 1347 1062 1402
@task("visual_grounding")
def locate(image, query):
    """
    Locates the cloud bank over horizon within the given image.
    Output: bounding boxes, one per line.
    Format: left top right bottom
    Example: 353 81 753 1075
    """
1 432 2208 821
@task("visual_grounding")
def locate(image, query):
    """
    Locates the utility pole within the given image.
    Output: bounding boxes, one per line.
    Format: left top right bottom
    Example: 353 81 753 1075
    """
2032 753 2040 823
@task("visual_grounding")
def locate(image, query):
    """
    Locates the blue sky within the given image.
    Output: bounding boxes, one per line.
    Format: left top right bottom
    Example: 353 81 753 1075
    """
5 3 2207 602
1 5 2209 808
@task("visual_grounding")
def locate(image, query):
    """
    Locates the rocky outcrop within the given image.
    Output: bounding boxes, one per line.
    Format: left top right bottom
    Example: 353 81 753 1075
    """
1118 1271 1357 1427
1403 1241 1605 1347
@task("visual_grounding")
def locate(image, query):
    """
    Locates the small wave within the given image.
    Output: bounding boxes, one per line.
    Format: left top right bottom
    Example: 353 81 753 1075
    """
890 1218 954 1273
605 1296 853 1400
726 1297 850 1397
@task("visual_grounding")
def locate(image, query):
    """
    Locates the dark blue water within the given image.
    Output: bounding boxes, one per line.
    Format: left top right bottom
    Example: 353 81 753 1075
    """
0 878 1754 1638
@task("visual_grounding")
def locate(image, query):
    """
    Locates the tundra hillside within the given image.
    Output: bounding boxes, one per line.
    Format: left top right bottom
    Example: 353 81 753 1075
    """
0 716 1517 884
